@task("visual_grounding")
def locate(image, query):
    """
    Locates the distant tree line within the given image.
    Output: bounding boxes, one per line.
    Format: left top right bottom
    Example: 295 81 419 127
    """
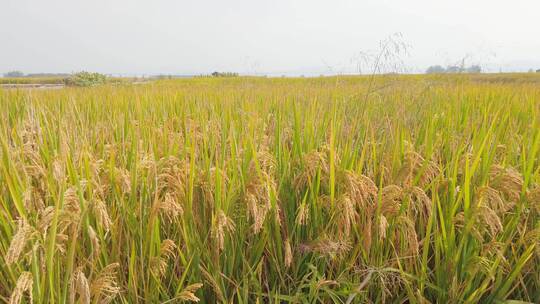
2 71 70 78
425 65 482 74
3 71 25 77
211 71 239 77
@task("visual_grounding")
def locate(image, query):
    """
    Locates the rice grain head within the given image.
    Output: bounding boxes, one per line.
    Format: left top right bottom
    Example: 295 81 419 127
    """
6 219 35 266
90 263 121 304
284 238 293 268
87 225 100 259
295 202 309 226
9 271 33 304
489 165 523 203
379 215 389 240
381 185 403 217
69 267 91 304
92 199 112 232
178 283 204 302
211 210 236 251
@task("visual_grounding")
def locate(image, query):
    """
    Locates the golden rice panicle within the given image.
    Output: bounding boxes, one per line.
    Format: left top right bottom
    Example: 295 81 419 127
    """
52 158 66 183
178 283 204 302
6 219 35 266
87 225 100 259
116 167 132 195
254 150 277 177
60 187 82 234
160 239 177 259
527 184 540 214
197 166 229 207
305 235 352 259
150 239 177 277
394 215 419 256
478 206 503 238
90 263 121 303
284 238 293 268
69 267 91 304
9 271 33 304
91 199 112 232
200 266 225 302
244 182 270 233
453 204 503 242
211 210 235 251
406 186 433 222
337 194 356 237
477 186 507 214
157 156 189 198
381 185 403 217
398 151 440 188
244 157 276 233
153 192 184 222
340 170 378 210
295 202 310 226
22 186 45 213
489 165 523 203
378 215 389 240
363 216 373 251
293 150 329 193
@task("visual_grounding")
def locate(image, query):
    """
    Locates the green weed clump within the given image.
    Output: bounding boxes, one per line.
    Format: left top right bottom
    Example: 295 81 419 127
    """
63 72 108 87
0 75 539 303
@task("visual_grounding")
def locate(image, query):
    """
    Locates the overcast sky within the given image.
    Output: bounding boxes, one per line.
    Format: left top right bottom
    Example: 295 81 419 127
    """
1 0 539 76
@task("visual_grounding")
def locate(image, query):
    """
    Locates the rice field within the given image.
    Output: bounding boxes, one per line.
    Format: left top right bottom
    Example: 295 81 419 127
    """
1 74 539 303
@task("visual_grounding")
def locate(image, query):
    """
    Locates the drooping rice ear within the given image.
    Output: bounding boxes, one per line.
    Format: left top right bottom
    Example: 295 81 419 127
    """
339 170 378 210
5 219 35 266
363 216 372 252
489 165 523 203
244 163 275 234
293 150 330 193
526 184 540 214
178 283 204 302
87 225 100 259
90 263 121 303
378 215 389 240
380 185 403 217
69 268 90 304
211 210 235 251
337 194 356 237
151 239 177 277
295 202 309 226
284 238 293 268
92 199 112 232
306 235 352 259
406 186 433 223
9 271 33 304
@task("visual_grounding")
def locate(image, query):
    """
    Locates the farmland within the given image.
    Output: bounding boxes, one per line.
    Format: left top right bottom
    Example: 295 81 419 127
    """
1 74 539 303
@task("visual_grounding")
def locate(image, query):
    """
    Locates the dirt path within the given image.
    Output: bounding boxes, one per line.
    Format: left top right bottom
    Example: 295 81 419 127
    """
0 83 65 90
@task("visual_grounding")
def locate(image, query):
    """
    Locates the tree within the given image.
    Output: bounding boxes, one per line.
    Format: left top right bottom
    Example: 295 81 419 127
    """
537 69 540 73
466 65 481 73
426 65 446 74
446 65 464 73
3 71 24 77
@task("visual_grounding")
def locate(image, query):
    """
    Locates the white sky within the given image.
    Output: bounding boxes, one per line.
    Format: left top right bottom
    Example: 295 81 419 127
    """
1 0 539 75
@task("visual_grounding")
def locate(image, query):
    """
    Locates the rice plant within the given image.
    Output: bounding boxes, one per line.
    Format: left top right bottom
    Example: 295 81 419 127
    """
0 74 539 303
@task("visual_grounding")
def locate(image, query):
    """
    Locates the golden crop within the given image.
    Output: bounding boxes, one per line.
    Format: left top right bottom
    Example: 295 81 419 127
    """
1 74 539 303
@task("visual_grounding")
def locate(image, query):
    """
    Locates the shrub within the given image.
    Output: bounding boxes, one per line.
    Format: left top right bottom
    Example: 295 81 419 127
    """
64 71 107 87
